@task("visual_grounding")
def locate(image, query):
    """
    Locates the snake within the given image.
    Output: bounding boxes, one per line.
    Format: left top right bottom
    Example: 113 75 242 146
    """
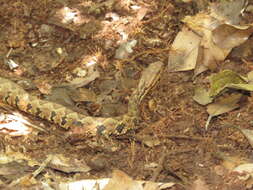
0 61 163 136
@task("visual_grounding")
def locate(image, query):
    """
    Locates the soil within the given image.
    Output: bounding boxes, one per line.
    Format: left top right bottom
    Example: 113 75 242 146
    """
0 0 253 189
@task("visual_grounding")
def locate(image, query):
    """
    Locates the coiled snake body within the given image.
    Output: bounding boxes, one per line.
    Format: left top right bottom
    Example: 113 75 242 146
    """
0 62 163 136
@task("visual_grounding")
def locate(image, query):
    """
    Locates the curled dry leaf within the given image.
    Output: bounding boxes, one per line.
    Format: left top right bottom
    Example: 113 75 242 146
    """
179 0 253 76
210 0 247 25
212 24 253 49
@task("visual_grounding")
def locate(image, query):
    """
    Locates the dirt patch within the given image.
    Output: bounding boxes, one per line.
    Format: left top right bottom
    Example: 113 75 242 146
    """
0 0 253 189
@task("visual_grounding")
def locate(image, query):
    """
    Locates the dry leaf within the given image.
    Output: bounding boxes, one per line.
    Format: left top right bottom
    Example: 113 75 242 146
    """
182 1 253 76
207 93 242 117
136 61 163 103
103 170 143 190
190 178 210 190
233 126 253 148
210 0 247 25
212 24 253 49
233 163 253 180
168 27 201 72
193 87 213 105
48 154 91 173
220 154 247 171
209 70 247 97
205 93 242 129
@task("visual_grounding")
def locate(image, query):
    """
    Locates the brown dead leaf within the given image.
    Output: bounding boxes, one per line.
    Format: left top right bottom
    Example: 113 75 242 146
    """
232 126 253 148
191 177 210 190
168 27 201 72
210 0 247 25
193 87 213 105
220 154 247 171
136 7 148 21
48 154 91 173
207 93 242 117
182 3 253 76
212 25 253 49
205 93 243 129
103 170 143 190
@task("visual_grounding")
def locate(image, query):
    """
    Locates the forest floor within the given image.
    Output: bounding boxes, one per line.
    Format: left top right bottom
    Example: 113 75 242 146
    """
0 0 253 189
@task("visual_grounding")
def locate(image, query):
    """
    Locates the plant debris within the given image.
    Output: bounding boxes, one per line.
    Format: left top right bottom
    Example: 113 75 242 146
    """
1 0 253 189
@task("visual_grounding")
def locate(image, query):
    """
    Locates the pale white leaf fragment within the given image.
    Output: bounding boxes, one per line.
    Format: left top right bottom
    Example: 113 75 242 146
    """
115 40 137 59
233 163 253 181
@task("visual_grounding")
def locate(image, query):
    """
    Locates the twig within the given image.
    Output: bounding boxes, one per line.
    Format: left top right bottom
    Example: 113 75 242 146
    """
32 154 53 178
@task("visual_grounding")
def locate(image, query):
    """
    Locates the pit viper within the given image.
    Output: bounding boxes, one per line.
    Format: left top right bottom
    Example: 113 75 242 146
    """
0 61 163 136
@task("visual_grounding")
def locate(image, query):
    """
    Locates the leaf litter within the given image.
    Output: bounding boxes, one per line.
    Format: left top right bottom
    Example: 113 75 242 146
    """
1 0 253 189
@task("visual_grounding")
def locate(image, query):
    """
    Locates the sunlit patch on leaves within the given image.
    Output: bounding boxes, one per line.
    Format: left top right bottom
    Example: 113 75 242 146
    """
0 113 33 136
168 0 253 76
192 69 253 130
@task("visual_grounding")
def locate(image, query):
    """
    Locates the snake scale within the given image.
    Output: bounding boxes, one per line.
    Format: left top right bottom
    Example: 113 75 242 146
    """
0 61 163 136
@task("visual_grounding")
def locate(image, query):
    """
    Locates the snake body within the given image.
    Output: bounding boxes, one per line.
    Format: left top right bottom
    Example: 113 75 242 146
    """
0 61 163 136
